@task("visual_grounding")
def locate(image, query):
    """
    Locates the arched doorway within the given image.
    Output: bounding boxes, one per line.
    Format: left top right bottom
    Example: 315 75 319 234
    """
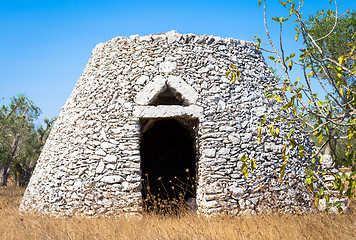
140 118 197 212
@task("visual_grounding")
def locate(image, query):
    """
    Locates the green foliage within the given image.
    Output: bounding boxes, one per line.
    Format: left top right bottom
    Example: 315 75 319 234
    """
226 0 356 212
240 155 256 178
0 94 55 186
305 10 356 83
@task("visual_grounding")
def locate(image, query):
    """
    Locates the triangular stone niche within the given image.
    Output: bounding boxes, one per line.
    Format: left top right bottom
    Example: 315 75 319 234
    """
149 85 186 106
135 75 198 106
134 75 203 119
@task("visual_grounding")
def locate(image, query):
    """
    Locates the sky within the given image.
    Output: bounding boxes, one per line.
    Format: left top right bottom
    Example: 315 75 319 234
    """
1 0 355 126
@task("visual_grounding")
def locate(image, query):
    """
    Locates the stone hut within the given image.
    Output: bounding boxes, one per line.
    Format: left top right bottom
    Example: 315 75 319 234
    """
20 31 314 216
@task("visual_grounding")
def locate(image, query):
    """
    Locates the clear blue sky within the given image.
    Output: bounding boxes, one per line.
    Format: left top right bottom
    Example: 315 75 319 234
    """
1 0 355 126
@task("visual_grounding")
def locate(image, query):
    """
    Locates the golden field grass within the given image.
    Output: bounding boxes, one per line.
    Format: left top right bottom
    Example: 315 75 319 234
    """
1 184 356 240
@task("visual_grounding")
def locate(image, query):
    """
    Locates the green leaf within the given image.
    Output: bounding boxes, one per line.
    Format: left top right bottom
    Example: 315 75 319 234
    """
306 177 312 185
268 56 276 61
281 102 292 111
288 128 295 138
288 60 293 70
280 160 288 179
240 155 248 162
270 124 275 136
261 113 268 125
298 145 304 158
236 70 241 79
318 131 323 143
250 159 256 171
282 144 287 156
275 95 282 102
225 70 231 78
241 162 249 178
257 127 262 143
289 138 296 149
264 91 274 99
275 128 280 137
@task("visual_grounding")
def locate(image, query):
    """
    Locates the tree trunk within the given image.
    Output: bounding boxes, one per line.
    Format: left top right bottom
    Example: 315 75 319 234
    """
0 135 20 187
0 164 9 187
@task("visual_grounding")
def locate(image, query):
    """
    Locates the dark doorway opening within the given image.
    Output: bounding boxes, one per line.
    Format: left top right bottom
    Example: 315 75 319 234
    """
140 118 197 213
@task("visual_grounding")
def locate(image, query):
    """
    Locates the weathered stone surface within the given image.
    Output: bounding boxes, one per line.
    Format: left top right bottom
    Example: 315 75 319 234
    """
136 75 149 85
159 61 177 73
203 149 216 158
101 175 124 184
20 31 317 217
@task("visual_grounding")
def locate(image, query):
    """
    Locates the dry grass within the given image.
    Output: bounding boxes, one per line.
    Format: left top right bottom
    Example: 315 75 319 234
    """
1 184 356 240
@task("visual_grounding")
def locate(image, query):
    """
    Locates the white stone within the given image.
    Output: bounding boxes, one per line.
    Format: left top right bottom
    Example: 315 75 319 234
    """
101 142 114 149
104 155 117 163
135 75 166 105
101 175 124 184
228 134 240 144
167 76 198 104
218 148 230 155
253 106 267 117
230 187 245 195
217 100 226 110
159 61 177 73
133 105 203 119
203 149 216 158
96 161 105 173
166 30 181 44
136 75 149 85
96 149 106 156
138 35 152 42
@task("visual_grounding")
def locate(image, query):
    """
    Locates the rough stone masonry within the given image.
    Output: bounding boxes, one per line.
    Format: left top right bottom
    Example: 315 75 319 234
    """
20 31 315 217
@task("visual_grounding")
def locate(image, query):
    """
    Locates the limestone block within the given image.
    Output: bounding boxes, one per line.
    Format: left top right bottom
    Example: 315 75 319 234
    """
104 155 117 163
159 61 177 73
96 149 106 156
101 142 115 149
167 76 198 104
136 75 149 85
218 148 230 155
96 161 105 174
101 175 124 184
203 149 216 158
135 75 166 105
133 105 203 119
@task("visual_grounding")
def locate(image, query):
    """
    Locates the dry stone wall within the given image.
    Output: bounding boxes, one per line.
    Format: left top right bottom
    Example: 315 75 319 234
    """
20 31 315 216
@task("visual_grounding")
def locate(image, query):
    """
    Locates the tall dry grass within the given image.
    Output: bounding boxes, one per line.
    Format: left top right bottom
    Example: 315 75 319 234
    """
1 183 355 240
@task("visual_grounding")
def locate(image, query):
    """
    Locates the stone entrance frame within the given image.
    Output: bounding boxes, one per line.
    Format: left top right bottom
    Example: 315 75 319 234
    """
134 75 202 210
